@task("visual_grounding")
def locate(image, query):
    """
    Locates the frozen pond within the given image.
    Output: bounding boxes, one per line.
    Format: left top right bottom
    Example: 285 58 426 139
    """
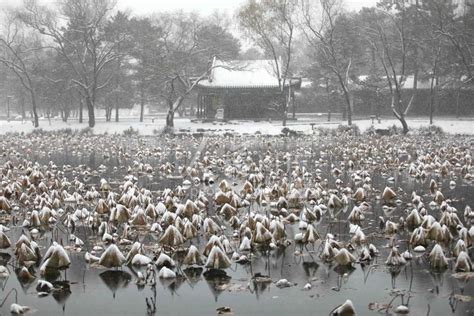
0 131 473 315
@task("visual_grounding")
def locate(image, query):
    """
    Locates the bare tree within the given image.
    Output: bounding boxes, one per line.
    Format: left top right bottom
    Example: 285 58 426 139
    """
300 0 357 125
0 11 40 127
19 0 124 128
360 3 418 134
237 0 298 126
153 12 240 129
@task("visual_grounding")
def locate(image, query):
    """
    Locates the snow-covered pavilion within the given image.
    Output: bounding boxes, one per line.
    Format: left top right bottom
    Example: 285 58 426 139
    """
196 59 301 120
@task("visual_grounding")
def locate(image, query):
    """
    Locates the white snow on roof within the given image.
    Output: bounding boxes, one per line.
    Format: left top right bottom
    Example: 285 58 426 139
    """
198 59 284 88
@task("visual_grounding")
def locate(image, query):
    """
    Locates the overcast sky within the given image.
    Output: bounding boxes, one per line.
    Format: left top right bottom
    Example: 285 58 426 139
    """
0 0 378 16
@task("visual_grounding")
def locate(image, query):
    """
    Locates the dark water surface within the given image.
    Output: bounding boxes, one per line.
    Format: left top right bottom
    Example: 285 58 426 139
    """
0 133 473 315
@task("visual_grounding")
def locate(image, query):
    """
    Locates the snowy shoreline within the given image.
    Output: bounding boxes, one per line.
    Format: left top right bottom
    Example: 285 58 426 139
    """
0 117 473 136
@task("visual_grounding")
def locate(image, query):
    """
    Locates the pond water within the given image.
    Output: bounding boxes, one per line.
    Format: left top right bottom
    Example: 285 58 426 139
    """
0 132 473 315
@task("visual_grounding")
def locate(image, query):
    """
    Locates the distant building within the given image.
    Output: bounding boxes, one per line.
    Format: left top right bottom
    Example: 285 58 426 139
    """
196 58 301 120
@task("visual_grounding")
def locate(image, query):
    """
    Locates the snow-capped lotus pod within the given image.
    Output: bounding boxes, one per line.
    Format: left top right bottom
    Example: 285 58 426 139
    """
334 248 356 266
288 188 302 208
205 245 231 270
155 202 167 215
29 210 41 227
301 208 315 223
464 205 473 218
433 190 444 205
182 199 198 218
327 194 343 212
130 208 147 226
150 222 162 233
368 244 378 257
406 208 422 227
218 179 231 193
385 247 406 266
321 241 337 262
39 207 54 225
203 217 220 235
221 237 233 254
454 251 472 272
161 211 176 226
353 187 365 202
203 235 224 256
214 191 230 205
453 239 467 257
10 303 30 314
41 242 71 271
0 196 11 212
94 199 110 214
413 245 426 253
253 222 272 244
156 253 175 268
144 204 157 219
285 213 299 223
18 266 34 280
85 252 100 263
99 244 126 268
239 236 252 252
351 229 366 245
102 231 113 243
0 265 10 278
158 266 176 279
421 215 436 230
114 204 130 223
299 220 308 230
302 224 320 244
402 250 413 261
429 244 448 270
359 247 372 261
219 203 236 220
409 227 427 247
183 245 203 266
429 179 438 194
428 222 447 242
440 211 461 229
0 230 11 249
384 220 399 234
75 237 84 247
382 187 396 203
125 242 142 262
17 243 37 265
331 299 356 316
348 206 364 224
36 279 53 292
270 220 286 241
228 216 240 229
132 253 152 266
159 225 184 247
276 196 288 209
183 221 197 239
242 181 253 194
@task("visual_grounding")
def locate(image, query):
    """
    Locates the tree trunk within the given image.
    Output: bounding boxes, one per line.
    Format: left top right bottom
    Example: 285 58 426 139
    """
20 95 26 120
115 103 119 122
399 114 409 134
30 91 39 128
166 96 185 128
166 109 175 128
86 96 95 128
79 97 83 123
391 92 409 134
341 89 352 126
140 95 145 123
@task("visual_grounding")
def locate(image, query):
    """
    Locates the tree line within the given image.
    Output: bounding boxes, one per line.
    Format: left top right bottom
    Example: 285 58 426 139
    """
1 0 473 132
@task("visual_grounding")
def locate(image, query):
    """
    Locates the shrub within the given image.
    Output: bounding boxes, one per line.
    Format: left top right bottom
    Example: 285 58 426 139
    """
122 126 139 137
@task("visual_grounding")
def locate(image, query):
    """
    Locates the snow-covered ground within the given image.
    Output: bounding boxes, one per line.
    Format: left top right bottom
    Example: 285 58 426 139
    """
0 116 472 135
